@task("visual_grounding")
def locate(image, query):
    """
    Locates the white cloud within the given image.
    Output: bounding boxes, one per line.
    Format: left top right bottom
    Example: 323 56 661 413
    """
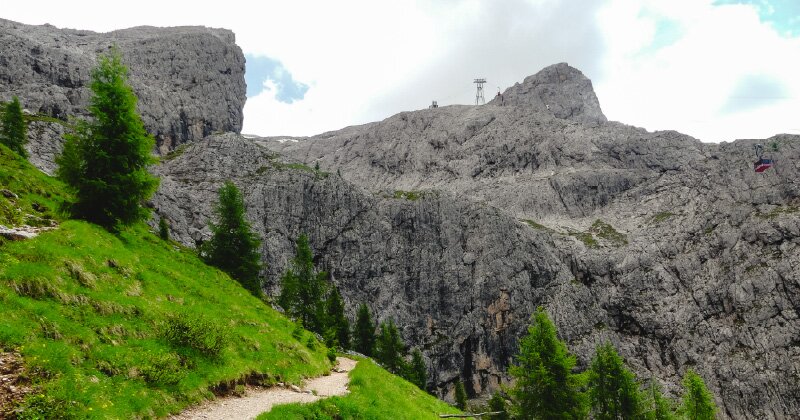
595 0 800 142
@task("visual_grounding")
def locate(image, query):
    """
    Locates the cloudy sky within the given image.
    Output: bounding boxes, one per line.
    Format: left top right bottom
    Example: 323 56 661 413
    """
4 0 799 142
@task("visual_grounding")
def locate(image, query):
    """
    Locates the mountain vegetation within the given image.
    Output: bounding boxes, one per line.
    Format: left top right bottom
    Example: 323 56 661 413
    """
259 358 461 419
278 234 330 333
0 146 331 418
0 96 27 158
353 303 376 357
509 308 587 419
0 54 452 418
505 308 718 420
0 119 454 419
56 49 158 231
201 181 263 296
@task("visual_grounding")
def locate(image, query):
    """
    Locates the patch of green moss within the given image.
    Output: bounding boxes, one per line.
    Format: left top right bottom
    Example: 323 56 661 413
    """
569 231 599 248
589 220 628 246
757 205 799 220
651 212 675 223
162 144 189 162
24 114 73 129
393 190 422 201
521 219 553 232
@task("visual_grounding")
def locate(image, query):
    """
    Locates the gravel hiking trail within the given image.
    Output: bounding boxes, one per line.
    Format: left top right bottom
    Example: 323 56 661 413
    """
171 357 357 420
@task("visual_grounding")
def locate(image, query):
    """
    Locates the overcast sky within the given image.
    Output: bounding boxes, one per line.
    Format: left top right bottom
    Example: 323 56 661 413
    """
4 0 799 142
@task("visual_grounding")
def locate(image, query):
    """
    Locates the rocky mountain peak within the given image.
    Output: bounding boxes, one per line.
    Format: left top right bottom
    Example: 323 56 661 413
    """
0 18 246 173
492 62 607 124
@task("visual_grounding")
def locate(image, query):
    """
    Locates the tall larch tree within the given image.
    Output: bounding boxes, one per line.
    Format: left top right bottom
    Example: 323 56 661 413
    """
56 48 158 230
1 96 27 157
509 307 587 419
644 379 677 420
375 319 405 374
587 342 643 419
353 303 376 357
408 348 428 391
202 181 263 296
278 234 329 333
680 370 717 420
324 286 350 349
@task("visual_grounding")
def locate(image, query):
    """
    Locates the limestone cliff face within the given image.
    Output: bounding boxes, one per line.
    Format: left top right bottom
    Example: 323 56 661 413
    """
154 127 799 419
0 18 246 172
251 64 799 418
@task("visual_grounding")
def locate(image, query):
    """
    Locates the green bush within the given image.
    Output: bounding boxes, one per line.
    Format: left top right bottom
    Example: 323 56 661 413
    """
162 314 228 359
140 352 185 386
17 392 79 420
306 336 318 350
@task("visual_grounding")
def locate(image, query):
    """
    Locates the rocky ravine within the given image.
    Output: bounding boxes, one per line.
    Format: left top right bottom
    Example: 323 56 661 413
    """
0 18 246 172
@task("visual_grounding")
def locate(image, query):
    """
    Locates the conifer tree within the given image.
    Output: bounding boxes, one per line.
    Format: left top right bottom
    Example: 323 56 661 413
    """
488 391 510 420
408 348 428 390
680 370 717 420
57 49 158 230
509 307 587 419
202 181 263 296
454 380 468 410
644 379 676 420
587 342 643 420
158 216 170 240
1 96 27 157
353 303 376 357
324 287 350 349
278 234 328 333
376 319 405 374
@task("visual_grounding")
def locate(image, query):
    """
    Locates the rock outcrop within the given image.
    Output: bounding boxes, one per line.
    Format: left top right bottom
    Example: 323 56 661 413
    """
246 64 799 419
489 62 607 124
0 18 246 172
154 127 799 420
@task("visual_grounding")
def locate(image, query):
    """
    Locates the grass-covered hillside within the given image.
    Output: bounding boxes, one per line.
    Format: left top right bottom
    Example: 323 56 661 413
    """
259 358 462 420
0 146 332 418
0 144 66 229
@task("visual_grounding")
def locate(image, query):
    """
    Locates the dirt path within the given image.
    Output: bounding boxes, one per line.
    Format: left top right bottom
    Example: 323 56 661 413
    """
170 357 357 420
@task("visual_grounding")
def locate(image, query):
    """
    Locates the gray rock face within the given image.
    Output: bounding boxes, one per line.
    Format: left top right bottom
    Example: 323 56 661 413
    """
154 126 799 420
0 18 245 172
489 62 606 124
251 66 799 418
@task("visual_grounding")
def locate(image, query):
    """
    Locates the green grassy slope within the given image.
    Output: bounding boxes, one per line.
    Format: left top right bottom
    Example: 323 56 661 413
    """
0 144 67 228
0 147 332 418
259 358 462 420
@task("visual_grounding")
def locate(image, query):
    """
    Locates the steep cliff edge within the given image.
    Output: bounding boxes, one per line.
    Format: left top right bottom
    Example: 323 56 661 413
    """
0 18 246 172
